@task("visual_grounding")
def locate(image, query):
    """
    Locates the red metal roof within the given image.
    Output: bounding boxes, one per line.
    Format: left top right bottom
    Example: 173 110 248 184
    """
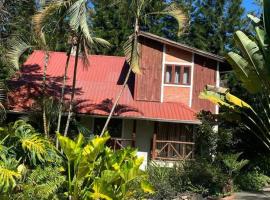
8 50 199 124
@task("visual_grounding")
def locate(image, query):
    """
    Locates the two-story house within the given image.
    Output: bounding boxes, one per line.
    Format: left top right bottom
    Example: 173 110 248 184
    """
8 32 226 162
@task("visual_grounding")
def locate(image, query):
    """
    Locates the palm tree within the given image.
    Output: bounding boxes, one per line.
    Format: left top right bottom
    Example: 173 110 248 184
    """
100 1 187 136
55 0 110 136
33 0 110 138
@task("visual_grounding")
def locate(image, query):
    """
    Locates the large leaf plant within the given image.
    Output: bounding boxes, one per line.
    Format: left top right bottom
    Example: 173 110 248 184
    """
199 0 270 151
57 132 154 200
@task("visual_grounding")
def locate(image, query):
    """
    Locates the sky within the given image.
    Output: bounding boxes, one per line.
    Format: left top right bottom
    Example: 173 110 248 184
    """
242 0 260 13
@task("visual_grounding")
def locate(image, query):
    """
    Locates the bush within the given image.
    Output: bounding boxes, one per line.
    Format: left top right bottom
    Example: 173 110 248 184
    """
147 160 228 199
147 162 176 200
250 155 270 176
236 169 270 192
182 160 227 197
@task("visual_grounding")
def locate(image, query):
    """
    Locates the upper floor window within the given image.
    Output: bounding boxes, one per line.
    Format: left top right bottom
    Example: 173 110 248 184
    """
164 64 191 85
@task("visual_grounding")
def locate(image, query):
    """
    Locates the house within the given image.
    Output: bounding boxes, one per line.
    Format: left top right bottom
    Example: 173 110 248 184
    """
7 31 227 162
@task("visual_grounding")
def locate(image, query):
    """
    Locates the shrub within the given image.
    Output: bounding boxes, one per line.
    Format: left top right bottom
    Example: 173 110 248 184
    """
147 160 228 198
182 160 227 197
250 155 270 176
147 162 176 200
236 169 270 192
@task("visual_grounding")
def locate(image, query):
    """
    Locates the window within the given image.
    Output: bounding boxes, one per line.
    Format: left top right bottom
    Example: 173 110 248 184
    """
165 65 172 83
183 67 190 85
164 65 191 85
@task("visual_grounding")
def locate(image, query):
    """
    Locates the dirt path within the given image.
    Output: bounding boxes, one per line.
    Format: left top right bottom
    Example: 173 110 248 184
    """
234 192 270 200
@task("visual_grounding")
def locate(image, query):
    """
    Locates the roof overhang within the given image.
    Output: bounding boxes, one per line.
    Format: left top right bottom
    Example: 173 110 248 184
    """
138 31 225 63
7 110 201 125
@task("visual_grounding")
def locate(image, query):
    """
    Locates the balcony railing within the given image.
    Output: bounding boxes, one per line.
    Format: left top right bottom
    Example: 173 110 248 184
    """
109 137 135 151
152 134 195 161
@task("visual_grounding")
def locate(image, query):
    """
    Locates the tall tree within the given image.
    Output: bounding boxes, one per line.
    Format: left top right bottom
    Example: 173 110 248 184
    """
181 0 245 56
92 0 183 56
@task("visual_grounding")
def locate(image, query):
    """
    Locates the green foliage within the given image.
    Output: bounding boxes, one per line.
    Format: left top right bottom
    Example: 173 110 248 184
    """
147 162 176 199
0 120 60 166
0 155 21 193
250 155 270 176
182 160 227 197
147 160 230 198
57 132 153 199
13 166 66 200
200 1 270 152
195 111 235 160
236 169 270 191
179 0 245 55
222 153 249 177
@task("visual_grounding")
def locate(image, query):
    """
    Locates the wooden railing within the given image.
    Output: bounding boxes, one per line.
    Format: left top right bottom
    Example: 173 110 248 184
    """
152 134 195 161
109 137 135 151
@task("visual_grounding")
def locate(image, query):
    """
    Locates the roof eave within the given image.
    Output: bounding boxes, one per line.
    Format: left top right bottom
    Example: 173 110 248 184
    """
138 31 225 63
7 110 201 125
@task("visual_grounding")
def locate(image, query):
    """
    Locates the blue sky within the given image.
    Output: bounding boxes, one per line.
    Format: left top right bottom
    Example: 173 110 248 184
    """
242 0 260 13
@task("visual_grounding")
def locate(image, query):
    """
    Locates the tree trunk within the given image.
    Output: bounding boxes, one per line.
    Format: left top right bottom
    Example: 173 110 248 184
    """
42 51 49 137
100 67 132 136
56 46 72 148
64 37 81 137
100 18 139 136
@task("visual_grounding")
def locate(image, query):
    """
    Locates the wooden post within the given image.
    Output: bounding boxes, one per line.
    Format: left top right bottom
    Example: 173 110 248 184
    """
132 120 136 148
183 143 186 160
152 133 157 160
132 133 136 147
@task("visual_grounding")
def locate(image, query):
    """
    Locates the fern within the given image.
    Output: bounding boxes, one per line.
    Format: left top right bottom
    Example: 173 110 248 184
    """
13 166 66 200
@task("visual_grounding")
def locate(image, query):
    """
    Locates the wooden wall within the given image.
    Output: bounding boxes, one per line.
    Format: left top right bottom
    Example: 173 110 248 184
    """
163 46 192 105
134 37 163 101
163 86 190 105
192 54 217 113
165 46 192 63
134 35 219 113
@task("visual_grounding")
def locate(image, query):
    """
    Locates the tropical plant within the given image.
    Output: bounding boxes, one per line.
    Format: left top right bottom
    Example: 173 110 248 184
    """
0 120 60 166
5 35 50 137
220 153 249 194
57 132 154 199
0 155 22 193
12 166 66 200
0 120 62 197
100 0 187 136
199 0 270 151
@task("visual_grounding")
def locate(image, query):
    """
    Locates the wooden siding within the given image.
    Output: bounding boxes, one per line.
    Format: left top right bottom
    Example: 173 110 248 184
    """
165 46 192 63
135 38 163 101
157 122 193 141
163 86 190 105
192 54 217 112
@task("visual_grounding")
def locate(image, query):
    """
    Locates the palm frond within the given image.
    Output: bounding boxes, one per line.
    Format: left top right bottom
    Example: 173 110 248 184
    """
161 3 187 35
32 0 64 45
67 0 85 30
92 37 111 49
123 35 140 74
6 37 32 70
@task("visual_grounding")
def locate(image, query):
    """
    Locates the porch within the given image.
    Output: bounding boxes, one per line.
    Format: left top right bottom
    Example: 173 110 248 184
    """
80 116 196 161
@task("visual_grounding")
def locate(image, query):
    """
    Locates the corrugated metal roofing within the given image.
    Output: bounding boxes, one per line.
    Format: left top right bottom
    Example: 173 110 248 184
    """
8 50 199 124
